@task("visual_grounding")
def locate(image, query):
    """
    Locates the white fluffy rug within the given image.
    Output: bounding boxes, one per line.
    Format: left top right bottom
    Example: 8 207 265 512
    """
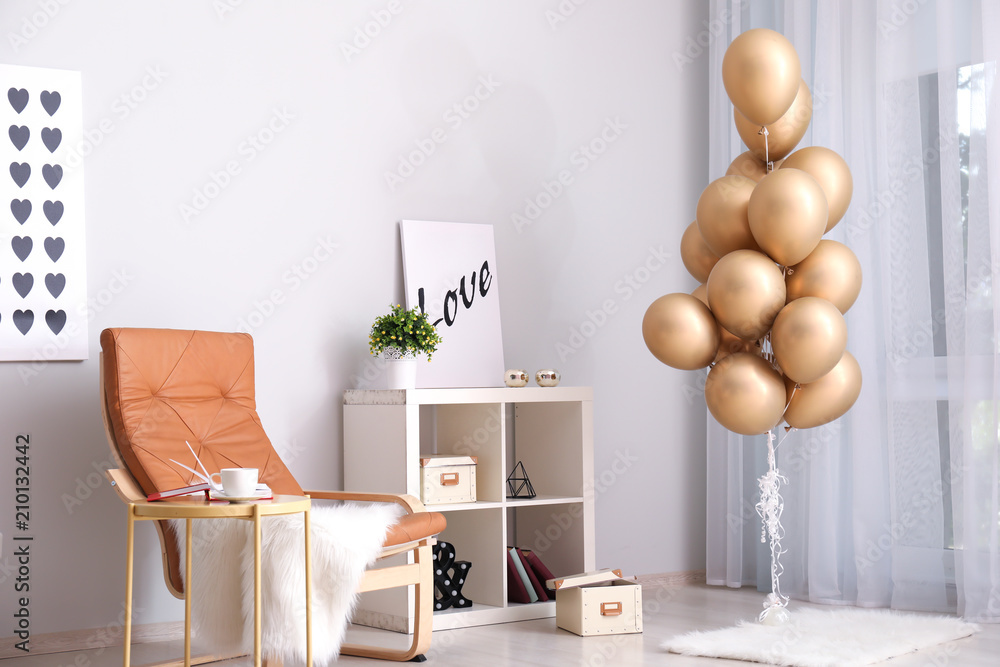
663 607 978 666
171 502 402 664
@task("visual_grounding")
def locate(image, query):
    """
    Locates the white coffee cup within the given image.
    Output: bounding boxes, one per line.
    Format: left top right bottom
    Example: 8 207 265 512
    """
210 468 258 497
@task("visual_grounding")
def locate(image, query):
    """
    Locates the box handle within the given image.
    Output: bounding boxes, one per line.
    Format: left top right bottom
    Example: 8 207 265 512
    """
600 602 622 616
441 472 460 486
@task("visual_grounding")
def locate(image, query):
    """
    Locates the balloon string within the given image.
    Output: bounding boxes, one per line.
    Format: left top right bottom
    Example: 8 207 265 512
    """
760 331 781 372
759 126 773 172
782 385 798 415
770 388 798 438
774 424 797 450
756 429 789 622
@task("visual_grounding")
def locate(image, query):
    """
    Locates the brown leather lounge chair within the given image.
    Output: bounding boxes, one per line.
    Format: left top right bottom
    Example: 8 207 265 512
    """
100 327 445 663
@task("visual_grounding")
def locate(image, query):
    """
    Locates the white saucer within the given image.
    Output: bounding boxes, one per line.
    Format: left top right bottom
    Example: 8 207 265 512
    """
210 492 269 502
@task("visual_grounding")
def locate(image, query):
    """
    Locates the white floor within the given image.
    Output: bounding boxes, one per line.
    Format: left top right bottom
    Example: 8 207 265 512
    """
5 584 999 666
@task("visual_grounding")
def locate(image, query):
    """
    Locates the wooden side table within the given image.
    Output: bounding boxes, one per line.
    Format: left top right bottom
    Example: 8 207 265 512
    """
121 494 312 667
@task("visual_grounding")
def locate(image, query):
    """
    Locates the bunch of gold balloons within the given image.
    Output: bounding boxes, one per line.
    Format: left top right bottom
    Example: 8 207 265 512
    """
643 28 862 436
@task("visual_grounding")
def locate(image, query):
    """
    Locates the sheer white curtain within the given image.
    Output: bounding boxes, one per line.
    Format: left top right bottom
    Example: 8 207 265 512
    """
704 0 1000 621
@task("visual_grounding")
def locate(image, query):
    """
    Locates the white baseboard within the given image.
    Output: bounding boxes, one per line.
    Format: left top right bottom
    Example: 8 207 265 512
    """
634 569 707 587
0 621 183 659
350 608 411 634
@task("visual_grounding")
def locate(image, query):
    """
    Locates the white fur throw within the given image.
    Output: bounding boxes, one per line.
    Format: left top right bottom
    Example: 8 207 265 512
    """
170 502 403 664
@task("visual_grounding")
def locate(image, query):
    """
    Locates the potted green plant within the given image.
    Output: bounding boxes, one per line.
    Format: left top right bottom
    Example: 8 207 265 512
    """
369 304 443 389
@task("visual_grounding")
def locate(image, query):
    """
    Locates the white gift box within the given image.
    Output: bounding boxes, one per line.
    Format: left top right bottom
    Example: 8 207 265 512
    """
419 455 477 505
549 569 643 637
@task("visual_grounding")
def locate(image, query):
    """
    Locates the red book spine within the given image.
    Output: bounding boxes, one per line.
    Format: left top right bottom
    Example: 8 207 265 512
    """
521 549 557 590
515 548 549 601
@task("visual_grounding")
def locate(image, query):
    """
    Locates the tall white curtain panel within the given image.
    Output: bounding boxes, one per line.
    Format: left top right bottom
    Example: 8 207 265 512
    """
704 0 1000 622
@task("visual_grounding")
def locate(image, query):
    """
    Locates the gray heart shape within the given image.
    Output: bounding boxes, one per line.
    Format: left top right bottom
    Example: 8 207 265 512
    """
40 90 61 116
13 309 33 335
11 236 32 261
44 200 63 225
45 273 65 298
9 125 29 150
10 162 30 188
43 163 62 189
8 88 28 113
11 198 31 224
44 237 65 261
41 127 61 152
13 272 33 298
46 310 66 335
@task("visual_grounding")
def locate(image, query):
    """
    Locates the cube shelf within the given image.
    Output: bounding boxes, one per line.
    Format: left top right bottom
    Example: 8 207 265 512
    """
343 387 595 632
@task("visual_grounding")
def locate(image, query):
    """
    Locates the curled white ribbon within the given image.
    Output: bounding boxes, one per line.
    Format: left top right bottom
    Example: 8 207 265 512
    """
756 429 789 622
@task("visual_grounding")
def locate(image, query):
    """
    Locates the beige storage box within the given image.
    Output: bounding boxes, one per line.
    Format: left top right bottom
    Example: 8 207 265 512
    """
419 455 477 505
549 569 643 637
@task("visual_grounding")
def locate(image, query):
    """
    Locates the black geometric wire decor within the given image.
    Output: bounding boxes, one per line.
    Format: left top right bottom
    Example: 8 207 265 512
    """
506 460 536 499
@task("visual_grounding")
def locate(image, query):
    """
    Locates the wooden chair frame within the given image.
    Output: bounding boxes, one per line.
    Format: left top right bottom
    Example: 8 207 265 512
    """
100 355 435 664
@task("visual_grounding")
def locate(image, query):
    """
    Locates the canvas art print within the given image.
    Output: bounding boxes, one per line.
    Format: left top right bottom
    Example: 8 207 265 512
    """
400 220 504 388
1 63 87 361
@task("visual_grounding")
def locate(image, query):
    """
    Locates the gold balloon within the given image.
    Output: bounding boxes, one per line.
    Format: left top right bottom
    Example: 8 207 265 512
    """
705 352 786 435
722 28 802 126
696 175 761 257
691 283 709 306
786 240 863 313
680 221 720 284
780 146 854 231
735 79 812 162
689 284 757 361
715 327 756 363
784 351 862 429
642 293 721 371
726 151 783 183
707 249 786 340
748 168 828 267
771 296 847 384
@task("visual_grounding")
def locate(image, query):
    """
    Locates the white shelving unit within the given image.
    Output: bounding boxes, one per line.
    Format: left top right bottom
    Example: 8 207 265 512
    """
343 386 595 632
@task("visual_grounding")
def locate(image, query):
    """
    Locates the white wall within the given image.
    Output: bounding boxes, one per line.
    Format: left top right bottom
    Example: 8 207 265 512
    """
0 0 710 637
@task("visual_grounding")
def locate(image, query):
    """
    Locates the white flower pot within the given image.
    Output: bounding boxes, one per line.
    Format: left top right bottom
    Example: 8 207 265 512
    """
385 356 418 389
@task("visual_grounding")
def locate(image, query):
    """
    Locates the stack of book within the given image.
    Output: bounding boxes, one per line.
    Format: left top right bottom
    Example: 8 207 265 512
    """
506 547 555 604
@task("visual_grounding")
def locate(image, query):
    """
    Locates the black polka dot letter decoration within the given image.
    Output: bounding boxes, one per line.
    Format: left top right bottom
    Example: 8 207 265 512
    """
433 541 473 611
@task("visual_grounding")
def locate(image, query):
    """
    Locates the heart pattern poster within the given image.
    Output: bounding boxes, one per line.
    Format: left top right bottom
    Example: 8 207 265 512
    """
1 64 87 360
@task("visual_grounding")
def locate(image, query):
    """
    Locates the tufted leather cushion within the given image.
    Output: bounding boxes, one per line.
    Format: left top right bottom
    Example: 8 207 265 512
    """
101 328 303 498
